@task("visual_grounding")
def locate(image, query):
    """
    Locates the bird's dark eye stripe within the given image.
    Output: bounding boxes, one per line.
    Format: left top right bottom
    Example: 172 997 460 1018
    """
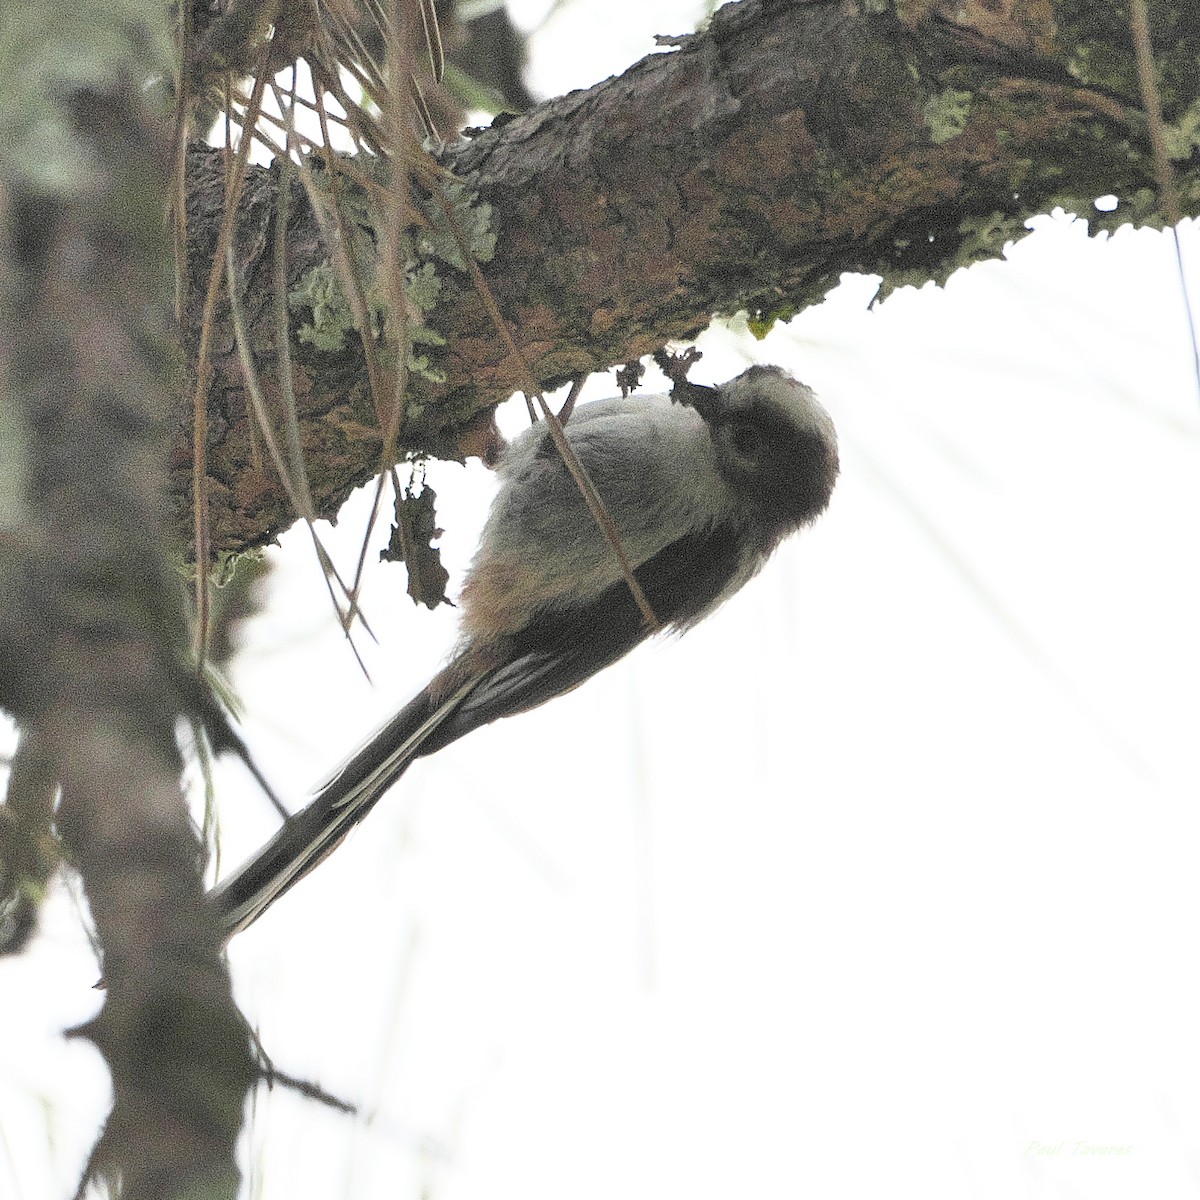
731 423 764 457
716 403 837 529
727 405 805 455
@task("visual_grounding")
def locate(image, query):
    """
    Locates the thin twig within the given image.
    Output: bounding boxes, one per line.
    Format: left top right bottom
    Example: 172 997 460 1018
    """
271 71 318 520
190 56 272 666
1128 0 1181 228
1128 0 1200 398
422 176 661 631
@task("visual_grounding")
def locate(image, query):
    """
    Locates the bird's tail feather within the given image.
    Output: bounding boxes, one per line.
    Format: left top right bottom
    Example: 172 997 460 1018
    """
211 672 482 938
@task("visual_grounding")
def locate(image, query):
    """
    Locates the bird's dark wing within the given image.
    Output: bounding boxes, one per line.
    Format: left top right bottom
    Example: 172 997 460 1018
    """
424 519 750 752
210 520 748 938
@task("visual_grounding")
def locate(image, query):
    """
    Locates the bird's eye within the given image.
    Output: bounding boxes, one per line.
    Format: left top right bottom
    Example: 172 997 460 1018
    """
730 422 764 460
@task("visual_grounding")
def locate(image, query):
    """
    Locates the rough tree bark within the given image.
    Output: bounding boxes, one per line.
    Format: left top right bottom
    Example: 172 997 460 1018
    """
177 0 1199 559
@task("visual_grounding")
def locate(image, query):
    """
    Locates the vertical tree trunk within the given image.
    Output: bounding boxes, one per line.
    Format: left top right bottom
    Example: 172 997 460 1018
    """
0 3 256 1195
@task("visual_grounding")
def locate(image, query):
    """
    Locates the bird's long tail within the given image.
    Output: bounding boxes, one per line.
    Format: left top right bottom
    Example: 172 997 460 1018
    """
210 671 482 939
209 550 674 938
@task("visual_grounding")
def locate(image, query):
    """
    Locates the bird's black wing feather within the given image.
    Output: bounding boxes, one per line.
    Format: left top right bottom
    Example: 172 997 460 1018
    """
210 681 473 936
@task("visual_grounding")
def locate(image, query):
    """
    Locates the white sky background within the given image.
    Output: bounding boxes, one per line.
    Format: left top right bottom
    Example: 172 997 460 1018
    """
4 2 1200 1198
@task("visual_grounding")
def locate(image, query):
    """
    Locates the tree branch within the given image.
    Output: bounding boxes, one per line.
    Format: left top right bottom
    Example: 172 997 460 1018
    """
175 0 1197 556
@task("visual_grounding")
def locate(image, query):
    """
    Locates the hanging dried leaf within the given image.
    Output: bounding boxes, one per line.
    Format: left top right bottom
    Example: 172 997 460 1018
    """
382 482 450 609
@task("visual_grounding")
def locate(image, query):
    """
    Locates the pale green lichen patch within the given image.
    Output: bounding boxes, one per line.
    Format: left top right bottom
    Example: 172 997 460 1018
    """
287 162 496 390
923 88 973 144
415 179 498 270
1164 99 1200 163
289 263 363 354
210 545 266 588
288 257 450 383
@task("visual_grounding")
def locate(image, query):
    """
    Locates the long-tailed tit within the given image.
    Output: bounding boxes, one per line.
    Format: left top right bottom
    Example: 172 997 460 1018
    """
212 365 838 937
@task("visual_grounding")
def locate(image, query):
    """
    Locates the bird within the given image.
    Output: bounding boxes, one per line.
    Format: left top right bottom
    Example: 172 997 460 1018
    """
211 364 839 937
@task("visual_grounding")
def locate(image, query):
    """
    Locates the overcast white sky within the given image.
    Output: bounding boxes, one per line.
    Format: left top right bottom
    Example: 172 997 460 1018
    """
4 3 1200 1199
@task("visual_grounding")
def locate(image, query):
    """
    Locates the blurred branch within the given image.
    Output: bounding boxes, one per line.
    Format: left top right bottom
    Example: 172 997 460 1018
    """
0 0 255 1195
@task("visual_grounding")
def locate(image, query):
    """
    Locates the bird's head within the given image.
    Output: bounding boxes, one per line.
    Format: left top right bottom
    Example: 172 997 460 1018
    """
704 365 839 537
